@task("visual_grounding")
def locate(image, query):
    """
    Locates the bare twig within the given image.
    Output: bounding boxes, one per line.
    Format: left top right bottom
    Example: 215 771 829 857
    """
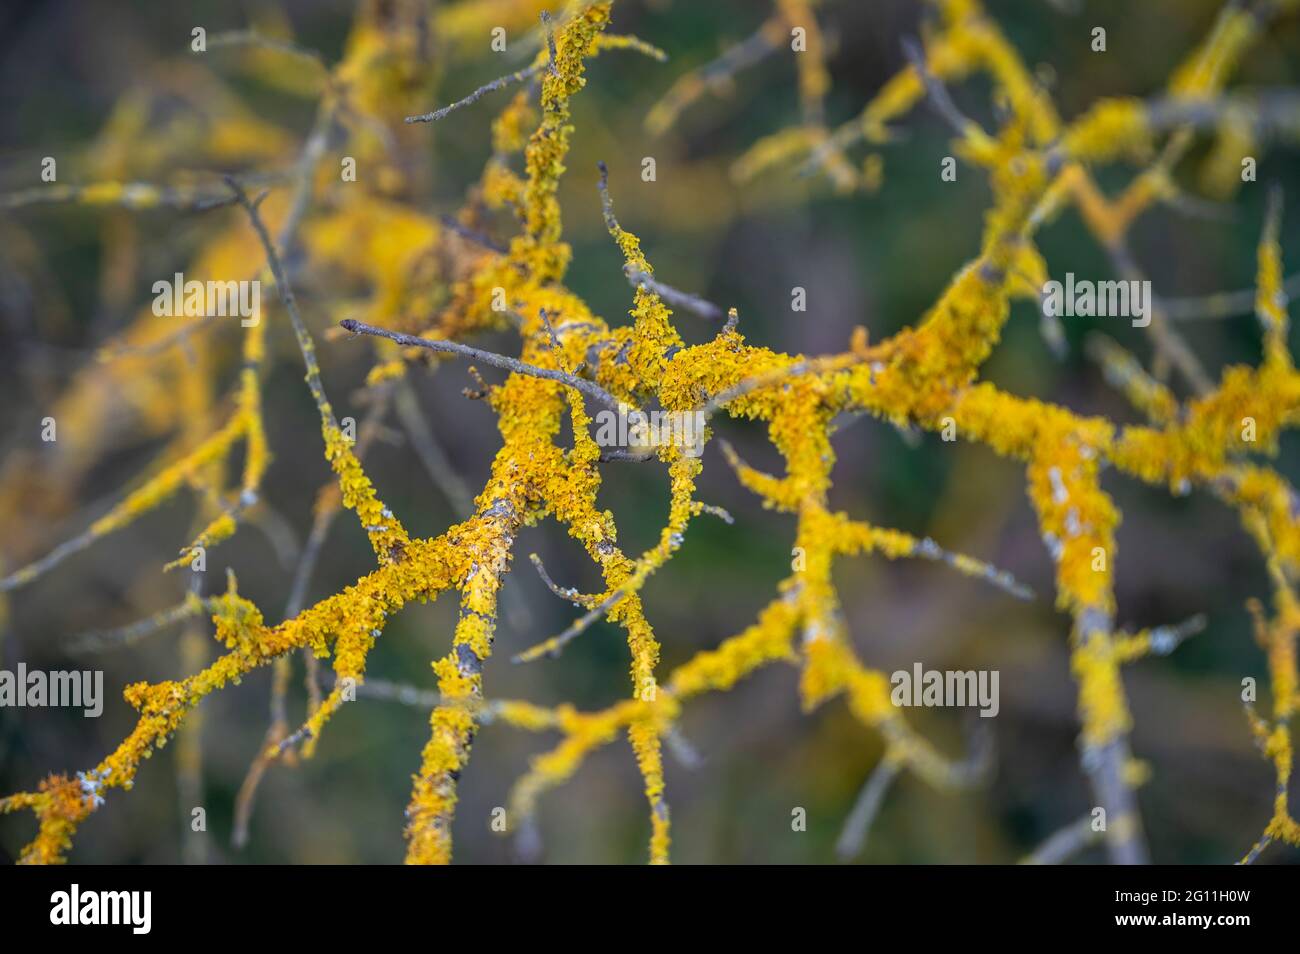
406 63 545 123
530 552 600 608
0 176 282 213
438 214 507 253
231 386 394 849
339 318 622 412
393 378 477 518
1166 278 1300 322
595 160 621 236
624 268 726 321
227 178 338 427
97 314 224 361
597 448 656 462
277 101 338 257
206 29 329 78
901 37 988 141
835 756 903 861
67 597 211 654
512 587 624 663
541 11 558 77
644 19 781 135
696 502 735 524
1021 815 1101 864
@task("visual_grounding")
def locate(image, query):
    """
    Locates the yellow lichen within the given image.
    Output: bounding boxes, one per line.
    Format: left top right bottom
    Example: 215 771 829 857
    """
5 0 1300 869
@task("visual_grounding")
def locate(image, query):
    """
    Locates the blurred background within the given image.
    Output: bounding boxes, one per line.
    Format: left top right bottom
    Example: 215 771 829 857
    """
2 0 1300 864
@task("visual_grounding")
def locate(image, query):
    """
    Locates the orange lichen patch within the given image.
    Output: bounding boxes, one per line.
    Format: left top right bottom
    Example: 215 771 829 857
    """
0 775 86 865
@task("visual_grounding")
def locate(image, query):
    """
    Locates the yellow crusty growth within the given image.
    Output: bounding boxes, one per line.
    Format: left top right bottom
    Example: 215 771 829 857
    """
4 0 1300 867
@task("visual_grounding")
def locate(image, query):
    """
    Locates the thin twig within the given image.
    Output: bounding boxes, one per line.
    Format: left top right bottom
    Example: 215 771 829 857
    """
231 386 393 849
597 448 656 463
530 553 600 607
644 19 780 135
277 101 338 256
206 29 329 78
438 214 507 253
227 178 338 428
349 676 443 708
393 378 477 518
1021 815 1101 864
406 63 544 123
595 160 621 235
696 502 735 524
908 535 1035 600
597 161 727 322
0 179 251 213
625 268 726 321
512 588 625 663
901 37 988 141
2 528 107 594
1240 833 1275 865
665 728 704 769
1151 197 1300 325
67 597 210 654
835 756 902 861
541 11 558 77
97 314 224 361
339 318 622 412
537 308 569 372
